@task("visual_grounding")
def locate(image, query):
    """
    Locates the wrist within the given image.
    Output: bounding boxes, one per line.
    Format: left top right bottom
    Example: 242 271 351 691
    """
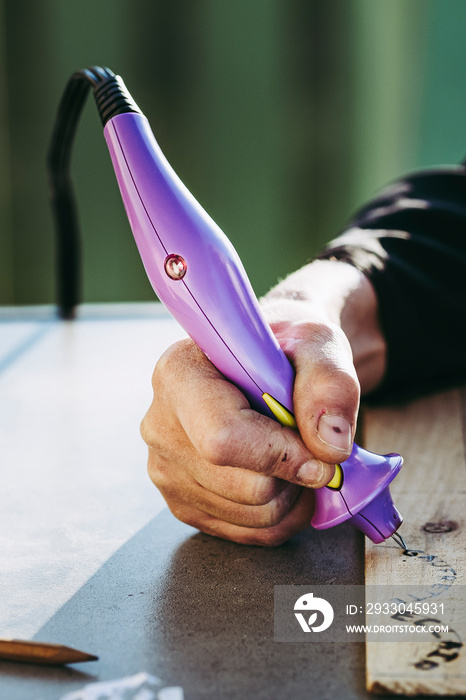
261 260 386 395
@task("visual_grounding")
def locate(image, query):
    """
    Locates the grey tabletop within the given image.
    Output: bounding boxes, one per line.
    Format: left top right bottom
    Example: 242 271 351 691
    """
0 304 451 700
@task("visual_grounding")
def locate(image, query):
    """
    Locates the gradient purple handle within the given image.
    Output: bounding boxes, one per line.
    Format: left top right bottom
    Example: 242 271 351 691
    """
104 113 294 418
103 111 403 543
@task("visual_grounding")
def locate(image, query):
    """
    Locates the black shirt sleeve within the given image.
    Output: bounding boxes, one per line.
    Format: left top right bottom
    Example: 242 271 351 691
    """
316 165 466 402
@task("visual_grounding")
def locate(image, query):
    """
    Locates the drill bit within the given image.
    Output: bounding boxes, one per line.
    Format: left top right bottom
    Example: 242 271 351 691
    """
391 532 408 551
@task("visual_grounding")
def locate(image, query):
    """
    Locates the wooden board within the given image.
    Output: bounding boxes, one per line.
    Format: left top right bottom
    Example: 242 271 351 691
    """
363 387 466 695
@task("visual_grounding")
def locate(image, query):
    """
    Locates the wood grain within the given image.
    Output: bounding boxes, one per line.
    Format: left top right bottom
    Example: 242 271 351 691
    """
363 387 466 695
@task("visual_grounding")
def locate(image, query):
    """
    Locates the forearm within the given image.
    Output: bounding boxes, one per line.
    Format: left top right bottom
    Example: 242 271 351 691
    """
261 259 387 396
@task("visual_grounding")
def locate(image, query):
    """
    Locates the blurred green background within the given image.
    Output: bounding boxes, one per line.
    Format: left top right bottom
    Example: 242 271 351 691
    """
1 0 466 307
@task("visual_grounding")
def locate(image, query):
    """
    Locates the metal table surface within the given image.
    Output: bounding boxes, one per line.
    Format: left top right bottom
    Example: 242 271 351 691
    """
0 303 450 700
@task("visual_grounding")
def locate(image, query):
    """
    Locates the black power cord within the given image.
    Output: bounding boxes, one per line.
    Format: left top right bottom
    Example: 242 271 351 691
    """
47 66 141 319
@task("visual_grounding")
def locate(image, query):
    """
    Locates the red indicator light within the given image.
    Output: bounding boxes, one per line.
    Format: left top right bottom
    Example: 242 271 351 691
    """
164 254 187 280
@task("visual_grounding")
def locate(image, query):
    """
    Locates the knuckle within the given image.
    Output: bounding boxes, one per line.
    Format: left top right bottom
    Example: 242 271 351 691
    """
168 502 204 531
168 502 190 524
139 412 168 452
316 368 360 407
196 422 236 466
146 457 169 489
253 492 292 529
260 504 284 529
140 413 155 447
251 527 292 547
296 322 355 371
151 338 195 389
247 475 282 505
322 370 360 415
256 483 301 529
263 445 296 478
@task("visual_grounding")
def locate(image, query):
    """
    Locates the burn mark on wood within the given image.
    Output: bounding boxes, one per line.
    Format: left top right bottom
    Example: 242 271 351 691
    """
422 521 458 534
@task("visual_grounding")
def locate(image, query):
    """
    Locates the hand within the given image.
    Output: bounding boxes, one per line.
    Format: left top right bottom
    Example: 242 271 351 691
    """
141 317 360 546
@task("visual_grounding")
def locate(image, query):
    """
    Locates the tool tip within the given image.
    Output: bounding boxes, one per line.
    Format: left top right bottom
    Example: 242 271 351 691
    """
391 532 408 551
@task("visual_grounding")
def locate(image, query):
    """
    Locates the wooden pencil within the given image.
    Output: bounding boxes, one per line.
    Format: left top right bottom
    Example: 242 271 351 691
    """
0 638 98 665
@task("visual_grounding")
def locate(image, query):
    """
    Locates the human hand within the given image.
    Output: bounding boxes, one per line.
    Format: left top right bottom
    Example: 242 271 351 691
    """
140 315 360 546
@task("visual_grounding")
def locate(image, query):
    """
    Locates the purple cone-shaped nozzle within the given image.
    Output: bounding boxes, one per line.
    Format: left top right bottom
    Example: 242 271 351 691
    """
348 485 403 543
311 444 403 543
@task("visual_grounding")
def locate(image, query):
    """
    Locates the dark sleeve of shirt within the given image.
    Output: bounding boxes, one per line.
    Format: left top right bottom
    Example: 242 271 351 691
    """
316 165 466 402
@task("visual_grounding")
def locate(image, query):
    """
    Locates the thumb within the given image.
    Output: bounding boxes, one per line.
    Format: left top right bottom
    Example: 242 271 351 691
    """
276 320 360 467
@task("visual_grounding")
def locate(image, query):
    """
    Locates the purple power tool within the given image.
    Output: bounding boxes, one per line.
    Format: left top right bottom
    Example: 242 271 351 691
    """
48 68 403 546
103 106 404 546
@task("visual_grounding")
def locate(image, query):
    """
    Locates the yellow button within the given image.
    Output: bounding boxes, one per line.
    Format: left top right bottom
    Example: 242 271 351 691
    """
326 463 343 490
262 393 297 429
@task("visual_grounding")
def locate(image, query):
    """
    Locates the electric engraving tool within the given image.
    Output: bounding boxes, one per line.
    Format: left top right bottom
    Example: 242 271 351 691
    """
48 66 406 548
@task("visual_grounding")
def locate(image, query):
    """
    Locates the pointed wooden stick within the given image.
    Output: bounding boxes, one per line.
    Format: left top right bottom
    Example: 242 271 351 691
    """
0 639 98 665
